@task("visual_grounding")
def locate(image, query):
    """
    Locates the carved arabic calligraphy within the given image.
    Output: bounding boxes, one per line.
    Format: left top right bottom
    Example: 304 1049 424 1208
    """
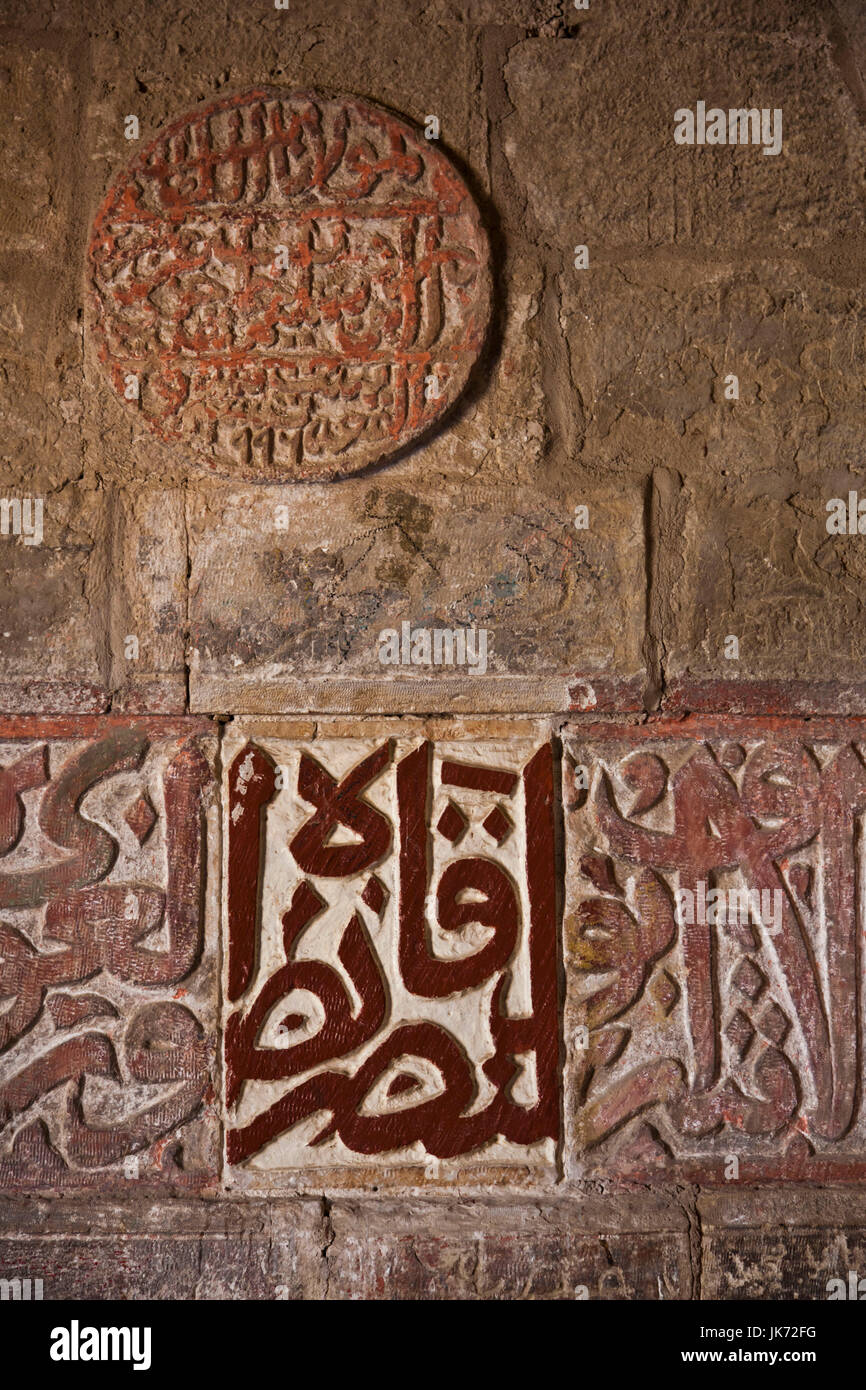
223 731 558 1173
0 722 216 1187
89 90 490 480
565 723 866 1179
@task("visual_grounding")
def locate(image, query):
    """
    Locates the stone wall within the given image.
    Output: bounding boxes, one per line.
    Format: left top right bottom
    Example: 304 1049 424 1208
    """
2 0 866 1300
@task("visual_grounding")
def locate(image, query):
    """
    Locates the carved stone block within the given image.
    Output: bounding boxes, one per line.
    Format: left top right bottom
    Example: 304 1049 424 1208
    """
89 90 490 481
0 717 219 1189
564 717 866 1181
222 719 558 1186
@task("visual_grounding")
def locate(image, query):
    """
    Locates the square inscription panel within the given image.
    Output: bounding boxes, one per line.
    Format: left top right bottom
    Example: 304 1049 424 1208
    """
564 718 866 1182
222 720 559 1187
0 717 219 1189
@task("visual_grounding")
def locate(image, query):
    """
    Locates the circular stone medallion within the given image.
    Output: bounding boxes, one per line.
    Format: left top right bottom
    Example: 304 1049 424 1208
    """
88 89 491 481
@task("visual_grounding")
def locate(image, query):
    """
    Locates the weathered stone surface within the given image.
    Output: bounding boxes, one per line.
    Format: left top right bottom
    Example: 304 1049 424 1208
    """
699 1186 866 1298
0 34 87 505
0 39 105 722
0 38 79 265
559 260 866 481
0 718 219 1189
833 0 866 91
88 89 490 482
702 1227 866 1300
502 27 866 253
187 479 646 712
222 719 558 1185
700 1185 866 1228
697 1184 866 1301
0 482 110 713
658 473 866 694
81 4 478 172
326 1198 690 1299
0 480 191 716
698 1189 866 1300
0 1197 326 1298
564 717 866 1182
108 487 188 713
0 1233 319 1299
598 0 834 29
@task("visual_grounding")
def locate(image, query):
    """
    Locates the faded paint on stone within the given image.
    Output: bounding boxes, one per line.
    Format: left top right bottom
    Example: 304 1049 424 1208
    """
88 89 490 482
186 480 646 712
325 1199 689 1299
564 718 866 1182
0 717 219 1188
